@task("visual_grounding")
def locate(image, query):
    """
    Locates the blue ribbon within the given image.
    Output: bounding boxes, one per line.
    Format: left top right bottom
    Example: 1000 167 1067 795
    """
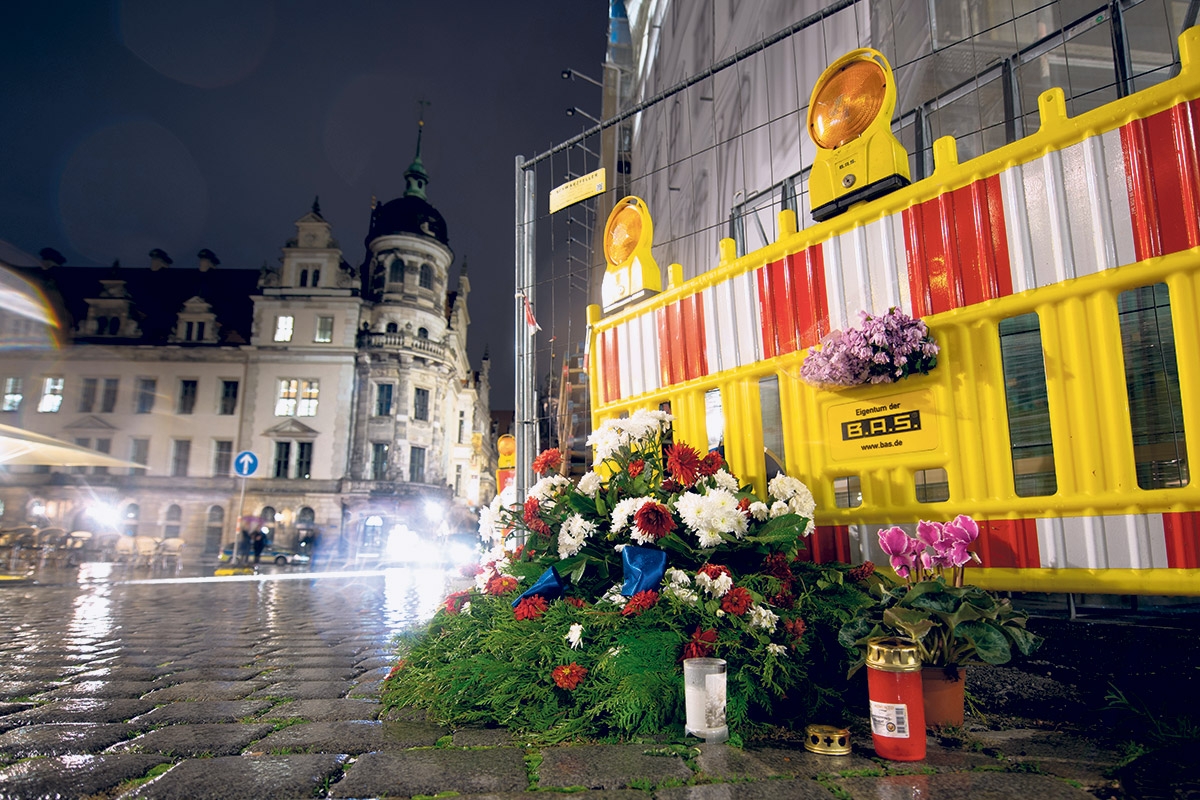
512 566 565 607
621 545 667 596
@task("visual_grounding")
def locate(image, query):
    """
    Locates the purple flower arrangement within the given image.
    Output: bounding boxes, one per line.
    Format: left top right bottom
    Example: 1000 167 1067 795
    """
877 515 981 588
800 308 939 387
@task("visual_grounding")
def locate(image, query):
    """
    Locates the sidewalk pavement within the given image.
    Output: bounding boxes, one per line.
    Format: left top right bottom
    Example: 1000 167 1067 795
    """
0 565 1193 799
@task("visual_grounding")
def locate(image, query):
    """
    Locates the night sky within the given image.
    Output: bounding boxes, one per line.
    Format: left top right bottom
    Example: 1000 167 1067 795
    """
1 1 610 406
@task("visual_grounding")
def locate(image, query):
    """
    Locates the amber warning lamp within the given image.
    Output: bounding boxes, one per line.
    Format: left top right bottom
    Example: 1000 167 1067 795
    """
601 196 661 313
807 48 910 222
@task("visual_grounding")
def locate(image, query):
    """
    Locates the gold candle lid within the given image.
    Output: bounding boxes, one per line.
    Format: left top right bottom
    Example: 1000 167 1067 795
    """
865 637 922 672
804 724 851 756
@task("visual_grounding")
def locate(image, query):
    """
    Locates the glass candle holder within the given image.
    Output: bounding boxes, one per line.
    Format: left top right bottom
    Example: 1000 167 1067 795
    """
683 657 728 742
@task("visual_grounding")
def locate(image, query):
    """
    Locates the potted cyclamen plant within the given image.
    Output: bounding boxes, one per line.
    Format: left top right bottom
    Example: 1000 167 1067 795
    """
839 515 1043 726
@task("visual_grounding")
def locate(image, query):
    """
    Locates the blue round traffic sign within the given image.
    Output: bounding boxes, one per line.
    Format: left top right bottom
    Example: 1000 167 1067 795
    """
233 451 258 477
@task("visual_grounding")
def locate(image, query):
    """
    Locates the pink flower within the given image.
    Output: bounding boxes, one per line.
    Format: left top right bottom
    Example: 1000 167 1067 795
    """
878 526 916 579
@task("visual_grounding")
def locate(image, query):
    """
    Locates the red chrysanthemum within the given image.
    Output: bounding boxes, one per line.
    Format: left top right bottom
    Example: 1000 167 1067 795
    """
633 501 676 541
848 561 876 582
552 662 588 690
699 450 725 477
770 586 795 608
665 443 702 486
784 617 807 642
697 563 731 581
522 496 552 536
626 458 645 478
763 552 791 580
682 627 718 660
485 574 518 595
621 589 659 617
514 594 549 621
443 590 471 615
531 448 563 475
720 586 753 615
661 478 681 493
564 596 587 608
737 497 754 519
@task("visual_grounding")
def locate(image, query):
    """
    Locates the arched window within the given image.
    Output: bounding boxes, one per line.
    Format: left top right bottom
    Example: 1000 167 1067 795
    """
419 263 433 289
261 506 277 545
299 269 308 287
164 504 182 538
298 506 315 525
389 261 404 284
108 318 120 335
417 327 429 339
386 322 398 333
205 505 224 554
96 316 109 334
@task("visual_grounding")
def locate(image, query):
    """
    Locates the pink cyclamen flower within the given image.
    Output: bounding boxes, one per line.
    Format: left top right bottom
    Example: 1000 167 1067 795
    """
878 526 916 578
941 515 980 567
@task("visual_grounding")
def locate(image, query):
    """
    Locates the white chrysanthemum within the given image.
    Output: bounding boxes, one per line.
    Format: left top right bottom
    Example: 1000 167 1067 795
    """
566 623 583 650
478 488 516 543
662 585 699 605
768 474 805 502
664 567 691 586
577 471 603 498
586 424 624 463
528 474 571 502
749 604 779 631
749 502 770 521
710 469 739 493
705 488 749 538
695 530 723 548
770 501 790 519
461 601 472 616
558 514 597 558
610 496 656 534
673 492 706 531
694 571 732 598
600 585 628 607
767 643 787 656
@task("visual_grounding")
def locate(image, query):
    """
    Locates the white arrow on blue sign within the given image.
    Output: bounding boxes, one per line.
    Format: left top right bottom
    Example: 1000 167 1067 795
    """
233 451 258 477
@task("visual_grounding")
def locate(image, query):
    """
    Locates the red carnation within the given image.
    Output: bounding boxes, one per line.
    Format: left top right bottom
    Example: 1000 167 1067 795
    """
552 662 588 690
564 596 587 608
443 590 471 615
699 450 724 477
665 443 702 486
522 496 552 536
485 574 518 595
621 589 659 617
697 563 731 581
514 594 549 621
848 561 876 582
682 627 718 660
633 501 676 540
720 586 753 615
531 448 562 475
626 458 645 478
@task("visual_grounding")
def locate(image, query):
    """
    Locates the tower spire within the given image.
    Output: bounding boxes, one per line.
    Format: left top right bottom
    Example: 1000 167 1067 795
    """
404 101 432 199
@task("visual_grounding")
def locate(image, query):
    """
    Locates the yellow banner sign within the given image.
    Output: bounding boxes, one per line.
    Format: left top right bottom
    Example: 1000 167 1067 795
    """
827 389 939 461
549 168 606 214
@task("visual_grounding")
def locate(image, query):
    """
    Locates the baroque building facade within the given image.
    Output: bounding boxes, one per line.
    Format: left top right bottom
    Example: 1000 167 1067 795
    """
0 137 496 562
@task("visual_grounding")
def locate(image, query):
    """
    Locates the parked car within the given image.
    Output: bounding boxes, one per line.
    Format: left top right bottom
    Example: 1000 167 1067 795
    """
218 543 310 565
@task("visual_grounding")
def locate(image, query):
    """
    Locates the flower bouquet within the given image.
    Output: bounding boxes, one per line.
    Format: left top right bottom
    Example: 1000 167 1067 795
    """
382 410 875 741
839 516 1043 678
800 307 939 388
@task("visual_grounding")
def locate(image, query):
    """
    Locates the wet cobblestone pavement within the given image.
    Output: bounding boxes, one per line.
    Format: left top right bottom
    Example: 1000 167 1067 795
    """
0 562 1194 799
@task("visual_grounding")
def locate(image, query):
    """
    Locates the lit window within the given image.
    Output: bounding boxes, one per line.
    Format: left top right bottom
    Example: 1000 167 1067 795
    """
135 378 156 414
3 377 23 411
37 377 64 413
274 315 294 342
275 379 319 417
315 316 334 343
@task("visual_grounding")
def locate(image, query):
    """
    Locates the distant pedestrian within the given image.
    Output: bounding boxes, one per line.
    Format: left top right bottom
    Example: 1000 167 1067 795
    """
252 530 266 564
238 528 252 564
